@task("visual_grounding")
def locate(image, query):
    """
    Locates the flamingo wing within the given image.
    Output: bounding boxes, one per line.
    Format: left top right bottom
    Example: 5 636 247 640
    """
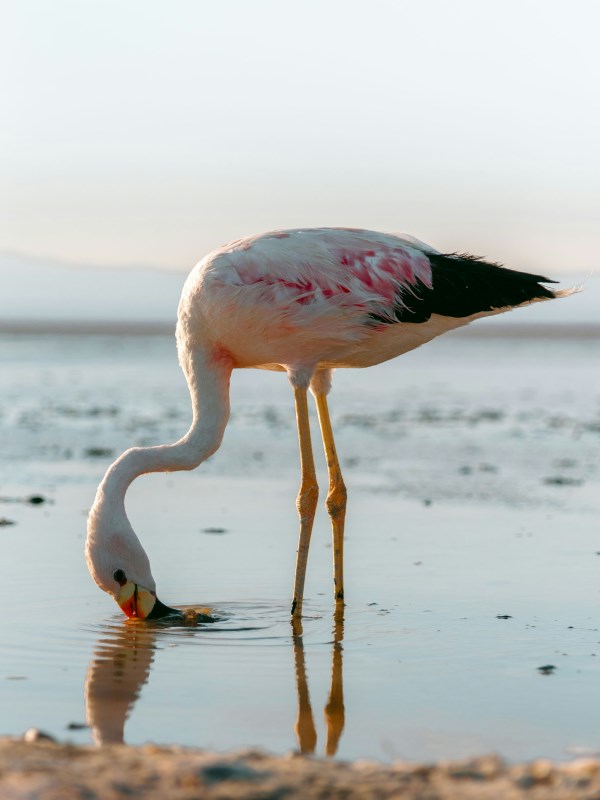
210 228 557 326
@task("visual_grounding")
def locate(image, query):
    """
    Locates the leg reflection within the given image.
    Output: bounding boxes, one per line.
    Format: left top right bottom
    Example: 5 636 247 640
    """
292 611 345 757
324 609 345 757
292 618 317 754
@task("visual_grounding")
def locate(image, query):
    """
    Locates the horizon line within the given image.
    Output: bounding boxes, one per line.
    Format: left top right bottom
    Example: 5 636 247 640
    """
0 319 598 340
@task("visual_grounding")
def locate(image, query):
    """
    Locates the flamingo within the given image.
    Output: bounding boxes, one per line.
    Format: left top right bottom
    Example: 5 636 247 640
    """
86 227 572 620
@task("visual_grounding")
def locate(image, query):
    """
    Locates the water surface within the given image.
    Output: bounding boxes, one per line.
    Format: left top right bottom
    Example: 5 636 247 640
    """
1 331 599 761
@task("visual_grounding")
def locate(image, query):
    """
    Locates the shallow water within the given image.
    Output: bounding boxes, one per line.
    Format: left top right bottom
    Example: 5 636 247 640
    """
1 330 600 761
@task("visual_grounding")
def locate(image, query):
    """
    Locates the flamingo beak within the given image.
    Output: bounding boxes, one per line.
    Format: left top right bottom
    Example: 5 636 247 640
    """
116 581 178 620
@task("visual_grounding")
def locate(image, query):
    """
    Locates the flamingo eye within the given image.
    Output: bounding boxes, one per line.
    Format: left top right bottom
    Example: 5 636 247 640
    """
113 569 126 585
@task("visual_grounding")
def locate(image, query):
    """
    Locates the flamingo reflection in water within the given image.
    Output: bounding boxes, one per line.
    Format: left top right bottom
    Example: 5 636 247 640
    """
85 622 157 745
85 613 346 756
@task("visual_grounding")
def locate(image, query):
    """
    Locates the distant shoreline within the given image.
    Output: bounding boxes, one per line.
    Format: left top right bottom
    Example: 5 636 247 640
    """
0 320 598 339
0 320 175 336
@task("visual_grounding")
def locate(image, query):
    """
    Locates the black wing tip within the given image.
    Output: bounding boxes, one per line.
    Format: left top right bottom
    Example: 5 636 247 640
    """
435 252 558 285
368 251 561 325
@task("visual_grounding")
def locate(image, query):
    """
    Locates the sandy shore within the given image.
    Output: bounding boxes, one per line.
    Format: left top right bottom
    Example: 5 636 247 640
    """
3 738 600 800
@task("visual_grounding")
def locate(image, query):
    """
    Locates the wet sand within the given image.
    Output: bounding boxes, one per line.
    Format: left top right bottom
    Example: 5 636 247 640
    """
3 738 600 799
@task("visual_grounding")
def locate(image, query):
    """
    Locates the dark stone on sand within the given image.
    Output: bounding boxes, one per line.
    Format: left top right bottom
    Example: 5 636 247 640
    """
496 615 512 619
202 527 228 534
84 447 115 458
27 495 46 505
200 761 264 785
538 665 557 675
543 476 584 487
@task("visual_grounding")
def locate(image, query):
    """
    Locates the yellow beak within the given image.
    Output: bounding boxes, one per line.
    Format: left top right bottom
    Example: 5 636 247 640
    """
116 581 177 620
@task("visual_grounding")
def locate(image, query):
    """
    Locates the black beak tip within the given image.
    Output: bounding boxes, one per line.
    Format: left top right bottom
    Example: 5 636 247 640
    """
146 596 181 620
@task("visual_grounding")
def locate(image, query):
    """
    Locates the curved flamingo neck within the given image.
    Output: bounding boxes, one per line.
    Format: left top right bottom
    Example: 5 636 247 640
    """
92 348 233 519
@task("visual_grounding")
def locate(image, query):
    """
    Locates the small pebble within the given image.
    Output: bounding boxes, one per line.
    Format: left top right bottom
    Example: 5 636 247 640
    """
538 665 557 675
529 759 554 782
24 728 56 743
84 447 114 458
543 476 583 487
200 761 261 785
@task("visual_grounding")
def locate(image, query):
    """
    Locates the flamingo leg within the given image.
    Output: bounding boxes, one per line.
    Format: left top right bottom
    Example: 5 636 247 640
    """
314 392 347 605
291 387 319 617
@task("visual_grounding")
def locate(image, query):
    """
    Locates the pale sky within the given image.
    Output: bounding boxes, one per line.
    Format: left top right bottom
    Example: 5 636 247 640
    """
2 0 599 273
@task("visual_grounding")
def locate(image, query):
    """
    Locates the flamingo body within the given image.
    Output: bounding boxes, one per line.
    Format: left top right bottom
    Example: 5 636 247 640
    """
177 227 557 376
86 227 569 619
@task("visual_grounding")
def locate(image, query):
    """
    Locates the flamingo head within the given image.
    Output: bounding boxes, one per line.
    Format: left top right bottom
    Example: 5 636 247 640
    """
86 505 178 621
